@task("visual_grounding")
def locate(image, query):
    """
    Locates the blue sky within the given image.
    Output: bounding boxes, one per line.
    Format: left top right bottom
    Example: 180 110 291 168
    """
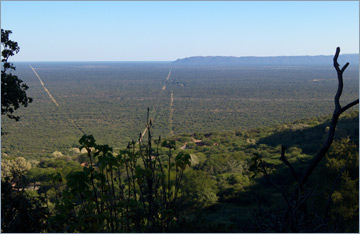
1 1 359 61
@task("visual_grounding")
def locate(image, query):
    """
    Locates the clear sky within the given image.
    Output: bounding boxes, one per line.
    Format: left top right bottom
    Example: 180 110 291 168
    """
1 1 359 61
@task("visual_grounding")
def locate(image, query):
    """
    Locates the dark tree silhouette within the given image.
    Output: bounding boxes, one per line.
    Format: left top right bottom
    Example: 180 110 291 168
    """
298 47 359 187
1 178 49 233
252 47 359 232
1 29 32 124
1 29 45 232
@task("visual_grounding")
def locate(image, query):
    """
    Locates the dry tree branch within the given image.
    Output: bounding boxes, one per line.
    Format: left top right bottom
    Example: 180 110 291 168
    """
299 47 359 187
280 145 299 185
258 47 359 232
275 47 358 194
252 48 357 232
339 99 359 115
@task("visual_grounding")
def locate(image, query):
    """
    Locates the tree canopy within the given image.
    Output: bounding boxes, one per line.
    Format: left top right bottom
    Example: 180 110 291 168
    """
1 29 32 123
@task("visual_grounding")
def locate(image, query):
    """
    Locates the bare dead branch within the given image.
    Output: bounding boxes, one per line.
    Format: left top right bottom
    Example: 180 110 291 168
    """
299 47 358 186
279 145 299 184
334 67 343 111
341 62 349 73
255 48 356 232
339 99 359 115
333 47 340 68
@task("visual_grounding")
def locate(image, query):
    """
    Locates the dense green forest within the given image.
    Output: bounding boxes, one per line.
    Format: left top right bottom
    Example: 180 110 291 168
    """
1 63 358 159
2 110 358 232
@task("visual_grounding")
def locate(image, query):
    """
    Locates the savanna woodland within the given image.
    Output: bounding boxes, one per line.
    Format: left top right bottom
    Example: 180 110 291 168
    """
1 29 359 233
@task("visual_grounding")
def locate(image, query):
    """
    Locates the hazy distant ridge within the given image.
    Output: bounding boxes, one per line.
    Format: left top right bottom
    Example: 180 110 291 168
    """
173 54 359 66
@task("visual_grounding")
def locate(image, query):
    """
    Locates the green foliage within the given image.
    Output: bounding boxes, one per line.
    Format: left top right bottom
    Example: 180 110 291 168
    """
216 173 251 200
1 29 32 123
27 167 55 184
50 130 191 232
1 156 31 181
1 174 49 232
181 170 218 209
201 153 244 175
175 152 191 170
176 111 359 232
325 138 359 229
0 111 357 232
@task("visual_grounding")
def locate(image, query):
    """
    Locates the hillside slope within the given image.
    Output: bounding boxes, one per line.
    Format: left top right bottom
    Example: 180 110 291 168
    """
2 110 358 232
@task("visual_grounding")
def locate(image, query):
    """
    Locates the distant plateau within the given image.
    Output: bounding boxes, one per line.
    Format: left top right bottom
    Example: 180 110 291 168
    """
173 54 359 66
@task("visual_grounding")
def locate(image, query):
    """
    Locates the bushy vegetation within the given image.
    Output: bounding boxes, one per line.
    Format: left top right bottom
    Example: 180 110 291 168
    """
2 110 358 232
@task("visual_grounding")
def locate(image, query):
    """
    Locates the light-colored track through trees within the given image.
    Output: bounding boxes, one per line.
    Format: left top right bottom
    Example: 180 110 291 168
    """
169 90 174 136
161 69 172 91
30 65 59 106
30 65 85 135
139 68 173 142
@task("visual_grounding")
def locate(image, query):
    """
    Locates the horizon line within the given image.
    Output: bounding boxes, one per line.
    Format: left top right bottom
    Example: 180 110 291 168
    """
11 53 359 63
12 61 173 63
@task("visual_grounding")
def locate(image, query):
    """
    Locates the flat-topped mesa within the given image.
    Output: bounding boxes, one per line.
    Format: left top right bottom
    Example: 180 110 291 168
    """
173 54 359 66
